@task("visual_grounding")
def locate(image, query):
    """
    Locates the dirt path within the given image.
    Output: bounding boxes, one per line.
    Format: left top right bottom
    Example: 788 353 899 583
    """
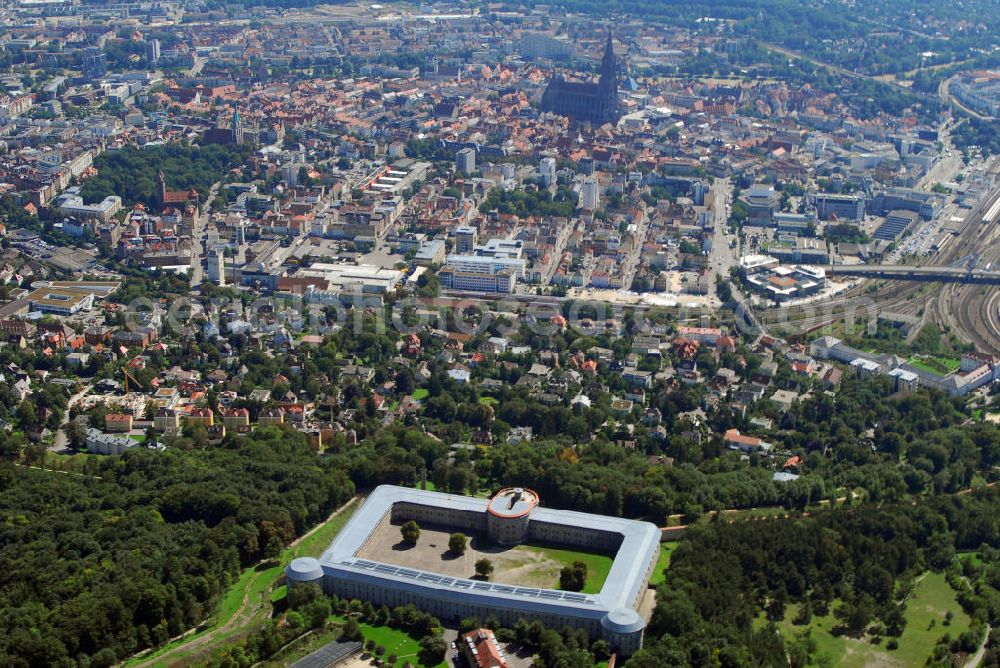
965 624 992 668
124 497 359 668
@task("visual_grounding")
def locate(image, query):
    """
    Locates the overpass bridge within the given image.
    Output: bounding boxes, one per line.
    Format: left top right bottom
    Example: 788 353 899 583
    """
827 264 1000 285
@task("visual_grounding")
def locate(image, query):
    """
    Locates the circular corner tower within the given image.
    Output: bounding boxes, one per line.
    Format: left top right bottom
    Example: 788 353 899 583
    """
486 487 539 546
600 607 646 656
285 556 324 589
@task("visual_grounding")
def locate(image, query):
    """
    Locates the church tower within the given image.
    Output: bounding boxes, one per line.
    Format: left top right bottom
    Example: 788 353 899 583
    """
157 170 167 206
598 31 620 124
232 108 244 145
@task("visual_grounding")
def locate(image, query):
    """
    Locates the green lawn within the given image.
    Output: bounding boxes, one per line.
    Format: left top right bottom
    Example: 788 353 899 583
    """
411 388 429 401
328 617 446 668
478 396 499 406
648 543 676 588
514 543 615 594
762 572 972 668
907 355 961 376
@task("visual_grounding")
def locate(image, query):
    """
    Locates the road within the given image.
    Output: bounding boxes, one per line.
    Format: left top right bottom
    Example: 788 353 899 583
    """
707 178 737 287
941 77 995 121
189 180 222 287
187 56 207 77
50 383 93 452
706 179 767 336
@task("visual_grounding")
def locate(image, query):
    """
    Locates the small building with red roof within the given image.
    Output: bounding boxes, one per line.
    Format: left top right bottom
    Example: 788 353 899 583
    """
461 628 508 668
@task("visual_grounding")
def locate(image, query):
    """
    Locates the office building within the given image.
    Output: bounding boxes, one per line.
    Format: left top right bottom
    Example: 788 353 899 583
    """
539 157 557 187
812 193 865 222
456 147 476 175
581 176 600 210
83 46 107 79
454 225 478 253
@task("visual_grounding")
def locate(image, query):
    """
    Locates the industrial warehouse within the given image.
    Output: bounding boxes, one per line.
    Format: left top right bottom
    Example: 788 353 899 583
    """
285 485 661 655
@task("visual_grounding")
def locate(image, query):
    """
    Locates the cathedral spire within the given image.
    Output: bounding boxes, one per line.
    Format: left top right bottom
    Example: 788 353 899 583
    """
602 30 615 78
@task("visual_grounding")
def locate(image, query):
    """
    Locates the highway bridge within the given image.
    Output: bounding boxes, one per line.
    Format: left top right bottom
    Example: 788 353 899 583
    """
827 264 1000 284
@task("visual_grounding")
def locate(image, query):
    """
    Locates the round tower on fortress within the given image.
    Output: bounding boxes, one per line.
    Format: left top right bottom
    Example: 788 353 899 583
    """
486 487 539 545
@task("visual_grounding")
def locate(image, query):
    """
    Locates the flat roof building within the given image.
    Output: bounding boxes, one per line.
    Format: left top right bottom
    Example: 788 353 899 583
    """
288 485 661 656
85 428 136 455
296 263 404 294
55 189 122 224
27 286 95 315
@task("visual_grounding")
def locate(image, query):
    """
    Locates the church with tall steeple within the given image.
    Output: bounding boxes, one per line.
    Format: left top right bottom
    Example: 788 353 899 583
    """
541 31 621 125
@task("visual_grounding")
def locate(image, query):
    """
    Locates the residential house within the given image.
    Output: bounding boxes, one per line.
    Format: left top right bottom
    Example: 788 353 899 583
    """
154 407 181 432
221 407 250 431
188 407 215 426
105 413 133 432
259 407 285 425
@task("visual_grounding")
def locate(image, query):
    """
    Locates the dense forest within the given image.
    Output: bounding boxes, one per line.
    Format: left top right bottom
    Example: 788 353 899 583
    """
79 143 251 209
0 428 353 667
630 490 1000 666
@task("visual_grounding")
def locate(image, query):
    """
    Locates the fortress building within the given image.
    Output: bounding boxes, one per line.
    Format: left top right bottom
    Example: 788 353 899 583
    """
286 485 660 656
541 32 621 125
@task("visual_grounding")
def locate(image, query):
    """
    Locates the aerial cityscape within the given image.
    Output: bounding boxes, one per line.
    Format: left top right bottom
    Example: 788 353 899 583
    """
1 0 1000 667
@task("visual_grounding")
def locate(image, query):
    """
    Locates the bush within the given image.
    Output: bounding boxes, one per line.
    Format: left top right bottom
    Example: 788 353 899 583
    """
419 635 447 665
559 561 587 592
475 558 494 580
401 520 420 546
341 618 362 641
449 532 467 555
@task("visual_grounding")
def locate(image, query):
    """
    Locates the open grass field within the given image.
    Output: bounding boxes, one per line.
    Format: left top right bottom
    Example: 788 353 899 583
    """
44 450 102 466
959 549 984 567
512 543 614 594
761 572 972 668
411 388 429 401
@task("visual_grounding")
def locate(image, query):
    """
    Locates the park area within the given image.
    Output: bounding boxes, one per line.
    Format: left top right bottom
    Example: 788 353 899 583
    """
759 572 974 668
356 522 615 593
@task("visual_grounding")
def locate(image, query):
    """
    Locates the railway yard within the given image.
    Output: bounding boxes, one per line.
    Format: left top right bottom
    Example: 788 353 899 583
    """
758 159 1000 354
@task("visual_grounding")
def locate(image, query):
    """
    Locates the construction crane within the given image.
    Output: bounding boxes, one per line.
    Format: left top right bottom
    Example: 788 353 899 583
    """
122 369 143 394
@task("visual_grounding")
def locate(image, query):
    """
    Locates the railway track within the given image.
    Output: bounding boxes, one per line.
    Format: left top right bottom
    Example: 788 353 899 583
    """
757 167 1000 348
